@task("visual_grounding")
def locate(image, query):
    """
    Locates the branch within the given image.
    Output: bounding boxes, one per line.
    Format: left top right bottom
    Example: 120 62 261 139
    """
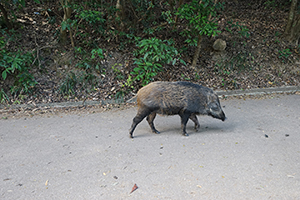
137 2 154 23
141 22 182 37
173 0 185 29
31 35 56 68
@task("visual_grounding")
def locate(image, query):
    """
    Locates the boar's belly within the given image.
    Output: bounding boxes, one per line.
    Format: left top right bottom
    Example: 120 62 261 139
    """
156 106 183 115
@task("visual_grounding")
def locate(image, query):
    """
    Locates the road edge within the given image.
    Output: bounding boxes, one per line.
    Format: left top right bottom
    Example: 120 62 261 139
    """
0 85 299 110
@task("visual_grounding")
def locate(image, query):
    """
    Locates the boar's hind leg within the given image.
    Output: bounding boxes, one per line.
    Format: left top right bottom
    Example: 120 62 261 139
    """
146 112 160 134
129 108 152 138
189 113 200 132
179 111 191 136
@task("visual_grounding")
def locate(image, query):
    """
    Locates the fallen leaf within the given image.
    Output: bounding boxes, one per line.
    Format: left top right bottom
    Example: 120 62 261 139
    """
45 180 48 186
130 184 138 194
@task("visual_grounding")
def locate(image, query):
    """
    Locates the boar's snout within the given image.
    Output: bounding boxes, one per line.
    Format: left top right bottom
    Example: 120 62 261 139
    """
221 113 226 121
214 111 226 121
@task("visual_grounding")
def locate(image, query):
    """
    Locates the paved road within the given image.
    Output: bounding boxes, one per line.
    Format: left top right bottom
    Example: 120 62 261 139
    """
1 94 300 199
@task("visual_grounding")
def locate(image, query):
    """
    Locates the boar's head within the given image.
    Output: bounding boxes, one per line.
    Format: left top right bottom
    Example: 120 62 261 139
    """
207 93 226 121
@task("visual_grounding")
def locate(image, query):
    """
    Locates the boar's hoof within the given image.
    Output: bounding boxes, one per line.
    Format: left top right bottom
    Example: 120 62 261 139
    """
153 130 160 134
129 134 134 139
182 133 189 136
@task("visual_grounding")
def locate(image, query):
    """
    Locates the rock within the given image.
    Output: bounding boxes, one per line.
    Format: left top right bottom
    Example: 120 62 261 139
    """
213 39 226 51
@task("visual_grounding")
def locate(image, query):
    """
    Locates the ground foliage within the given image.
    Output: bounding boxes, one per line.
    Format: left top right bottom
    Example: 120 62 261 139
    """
0 0 300 107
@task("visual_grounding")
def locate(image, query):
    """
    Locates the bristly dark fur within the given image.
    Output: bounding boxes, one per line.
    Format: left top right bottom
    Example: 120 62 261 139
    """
129 81 226 138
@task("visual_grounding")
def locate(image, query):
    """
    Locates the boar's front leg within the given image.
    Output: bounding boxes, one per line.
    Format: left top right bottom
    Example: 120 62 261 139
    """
179 111 191 136
146 112 160 134
129 108 152 138
189 113 200 132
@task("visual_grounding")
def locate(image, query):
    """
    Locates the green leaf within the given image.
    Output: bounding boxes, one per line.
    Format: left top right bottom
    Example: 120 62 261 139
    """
2 71 7 80
180 59 187 65
172 59 177 65
144 52 149 60
19 0 25 7
145 62 153 67
155 63 162 68
61 21 69 31
133 67 140 72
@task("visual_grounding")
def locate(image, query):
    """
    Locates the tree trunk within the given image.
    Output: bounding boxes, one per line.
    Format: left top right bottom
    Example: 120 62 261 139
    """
191 35 202 69
0 3 12 30
116 0 125 28
291 15 300 45
284 0 300 44
284 0 297 36
191 0 217 69
60 0 73 46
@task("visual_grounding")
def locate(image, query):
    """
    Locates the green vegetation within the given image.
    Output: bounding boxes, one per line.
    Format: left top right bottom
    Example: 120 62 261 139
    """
74 47 105 72
176 0 222 46
0 32 37 103
226 20 250 38
278 48 292 63
59 71 98 96
131 38 185 86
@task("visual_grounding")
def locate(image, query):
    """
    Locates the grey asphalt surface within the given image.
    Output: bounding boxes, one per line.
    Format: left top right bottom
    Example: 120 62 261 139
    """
1 94 300 199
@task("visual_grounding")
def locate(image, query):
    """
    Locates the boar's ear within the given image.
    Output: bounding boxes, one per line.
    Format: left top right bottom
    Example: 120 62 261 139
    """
207 93 221 111
207 92 218 103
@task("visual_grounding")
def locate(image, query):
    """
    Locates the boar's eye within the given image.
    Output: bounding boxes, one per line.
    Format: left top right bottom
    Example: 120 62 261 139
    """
209 103 219 111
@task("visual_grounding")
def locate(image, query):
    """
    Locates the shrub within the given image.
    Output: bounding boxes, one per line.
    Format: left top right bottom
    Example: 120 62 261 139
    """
131 37 185 86
0 35 37 96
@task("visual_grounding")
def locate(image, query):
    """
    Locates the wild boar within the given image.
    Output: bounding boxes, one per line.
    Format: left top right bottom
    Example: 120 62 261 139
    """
129 81 226 138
